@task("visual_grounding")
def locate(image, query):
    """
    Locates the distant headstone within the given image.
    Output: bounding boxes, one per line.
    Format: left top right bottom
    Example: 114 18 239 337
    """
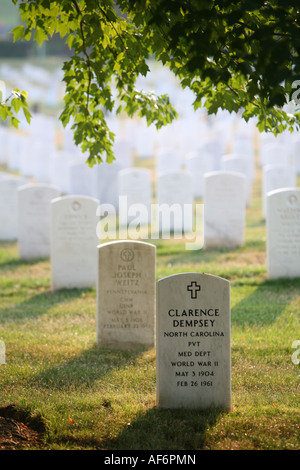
18 183 60 259
201 139 223 171
262 164 296 218
32 140 56 183
94 161 121 210
156 273 231 409
260 142 290 167
203 171 246 248
49 151 74 194
185 151 212 199
156 149 182 176
69 162 98 198
266 188 300 279
221 153 253 206
113 139 133 169
0 176 28 240
50 195 99 289
118 168 152 227
291 137 300 175
157 171 194 234
97 240 156 348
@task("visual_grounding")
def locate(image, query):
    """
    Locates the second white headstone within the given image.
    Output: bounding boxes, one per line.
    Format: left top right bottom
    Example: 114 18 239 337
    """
50 195 99 289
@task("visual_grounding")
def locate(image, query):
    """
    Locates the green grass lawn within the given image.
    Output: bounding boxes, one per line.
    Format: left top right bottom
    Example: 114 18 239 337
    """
0 156 299 450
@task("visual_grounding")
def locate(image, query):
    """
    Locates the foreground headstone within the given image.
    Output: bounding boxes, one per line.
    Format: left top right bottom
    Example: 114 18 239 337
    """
156 273 231 409
203 171 246 248
50 195 99 289
18 184 60 259
266 188 300 279
97 240 156 348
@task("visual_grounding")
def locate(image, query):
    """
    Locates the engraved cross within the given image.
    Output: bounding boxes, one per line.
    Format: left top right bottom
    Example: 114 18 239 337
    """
187 281 201 299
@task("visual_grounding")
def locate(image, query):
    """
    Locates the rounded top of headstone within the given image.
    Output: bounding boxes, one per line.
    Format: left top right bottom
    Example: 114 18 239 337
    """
51 194 100 206
97 239 156 250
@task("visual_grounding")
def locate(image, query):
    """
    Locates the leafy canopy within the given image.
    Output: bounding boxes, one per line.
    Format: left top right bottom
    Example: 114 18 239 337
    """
7 0 300 165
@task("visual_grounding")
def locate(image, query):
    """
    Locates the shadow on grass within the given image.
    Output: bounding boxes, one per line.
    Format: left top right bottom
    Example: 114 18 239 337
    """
28 343 224 450
28 343 148 391
101 406 223 450
48 406 222 450
232 277 300 327
53 406 224 451
0 256 48 270
0 287 93 324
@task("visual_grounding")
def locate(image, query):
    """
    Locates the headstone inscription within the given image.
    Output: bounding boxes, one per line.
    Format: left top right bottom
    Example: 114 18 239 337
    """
18 183 60 259
156 273 231 409
266 188 300 279
50 195 99 290
96 240 156 349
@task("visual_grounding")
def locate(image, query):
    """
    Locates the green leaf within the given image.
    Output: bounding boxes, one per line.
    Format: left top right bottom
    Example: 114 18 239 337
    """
11 97 22 113
22 106 31 124
34 27 48 46
10 25 25 42
0 105 9 121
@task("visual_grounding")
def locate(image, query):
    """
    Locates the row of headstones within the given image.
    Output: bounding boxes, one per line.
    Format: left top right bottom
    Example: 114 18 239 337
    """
0 112 255 201
1 173 299 281
2 132 297 228
1 172 248 252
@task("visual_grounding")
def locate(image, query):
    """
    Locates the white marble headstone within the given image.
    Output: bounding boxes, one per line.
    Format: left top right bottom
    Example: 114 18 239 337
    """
69 162 98 198
260 142 291 167
94 161 121 210
118 168 152 227
97 240 156 348
50 195 99 289
185 151 212 199
0 176 28 240
262 165 296 218
18 183 60 259
266 188 300 279
156 273 231 409
49 151 74 194
203 171 246 248
156 149 182 176
221 153 253 206
157 171 194 234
